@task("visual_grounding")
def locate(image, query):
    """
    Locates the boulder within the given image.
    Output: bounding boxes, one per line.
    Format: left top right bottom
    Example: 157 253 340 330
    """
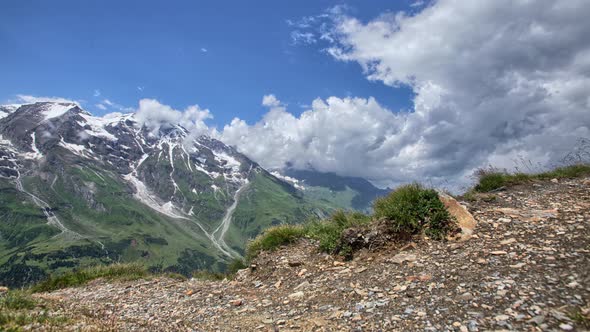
438 193 477 241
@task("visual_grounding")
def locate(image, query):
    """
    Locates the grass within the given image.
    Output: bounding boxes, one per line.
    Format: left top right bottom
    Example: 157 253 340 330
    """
305 211 371 253
0 290 69 331
246 184 457 260
246 224 306 261
373 183 456 240
472 163 590 193
0 290 37 310
568 307 590 329
31 263 149 293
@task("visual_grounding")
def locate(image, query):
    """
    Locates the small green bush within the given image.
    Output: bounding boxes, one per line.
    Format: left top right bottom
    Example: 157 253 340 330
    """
32 263 149 293
305 210 371 253
246 224 306 260
373 183 454 240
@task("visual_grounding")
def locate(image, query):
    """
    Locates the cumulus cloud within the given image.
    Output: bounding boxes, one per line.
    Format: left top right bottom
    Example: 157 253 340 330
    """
16 94 79 105
221 0 590 188
134 98 212 137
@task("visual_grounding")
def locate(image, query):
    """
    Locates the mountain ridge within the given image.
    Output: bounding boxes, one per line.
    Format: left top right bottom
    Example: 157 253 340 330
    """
0 102 385 286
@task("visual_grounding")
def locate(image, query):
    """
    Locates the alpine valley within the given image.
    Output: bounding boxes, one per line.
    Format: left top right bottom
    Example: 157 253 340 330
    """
0 102 387 287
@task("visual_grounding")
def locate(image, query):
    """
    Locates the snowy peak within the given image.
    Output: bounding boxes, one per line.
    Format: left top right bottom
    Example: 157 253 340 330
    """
0 104 20 119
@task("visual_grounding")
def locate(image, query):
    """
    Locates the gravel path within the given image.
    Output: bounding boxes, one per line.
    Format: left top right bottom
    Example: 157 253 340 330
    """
39 177 590 331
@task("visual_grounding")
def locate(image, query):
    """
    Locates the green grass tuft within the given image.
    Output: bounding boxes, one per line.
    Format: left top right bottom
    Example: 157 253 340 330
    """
31 263 149 293
373 183 455 240
473 164 590 193
246 224 306 260
0 290 37 311
305 211 371 253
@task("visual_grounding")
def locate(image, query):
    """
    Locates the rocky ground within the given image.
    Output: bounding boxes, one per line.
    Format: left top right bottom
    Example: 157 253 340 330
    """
37 177 590 331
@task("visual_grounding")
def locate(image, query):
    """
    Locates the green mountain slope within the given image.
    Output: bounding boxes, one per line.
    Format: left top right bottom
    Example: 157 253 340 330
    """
0 102 331 286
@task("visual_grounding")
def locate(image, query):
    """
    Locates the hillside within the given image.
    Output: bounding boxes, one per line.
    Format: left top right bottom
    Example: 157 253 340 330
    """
22 176 590 331
0 102 339 286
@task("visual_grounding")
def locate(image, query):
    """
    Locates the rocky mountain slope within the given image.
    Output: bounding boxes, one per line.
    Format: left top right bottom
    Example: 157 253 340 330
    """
34 176 590 331
0 102 342 286
276 169 390 212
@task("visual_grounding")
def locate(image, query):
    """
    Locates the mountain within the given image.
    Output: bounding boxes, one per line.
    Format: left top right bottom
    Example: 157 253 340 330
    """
271 168 390 212
0 102 328 287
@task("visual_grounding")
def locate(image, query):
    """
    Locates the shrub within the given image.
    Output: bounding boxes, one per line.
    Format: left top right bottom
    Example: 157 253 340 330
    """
305 210 371 254
32 263 149 293
246 224 306 260
373 183 455 240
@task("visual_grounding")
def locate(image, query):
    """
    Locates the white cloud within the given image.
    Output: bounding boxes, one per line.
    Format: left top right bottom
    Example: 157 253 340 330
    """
137 86 144 92
261 94 283 108
93 89 101 97
95 103 107 110
201 48 208 53
221 0 590 189
290 31 317 45
134 99 212 137
16 94 79 105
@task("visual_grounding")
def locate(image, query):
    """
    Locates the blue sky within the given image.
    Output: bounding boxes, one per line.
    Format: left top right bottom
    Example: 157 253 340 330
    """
1 0 587 188
0 0 416 127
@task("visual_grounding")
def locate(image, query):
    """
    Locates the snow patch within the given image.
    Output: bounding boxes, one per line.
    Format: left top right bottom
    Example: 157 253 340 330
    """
42 103 75 120
79 113 119 141
59 137 91 157
213 150 241 171
27 132 43 160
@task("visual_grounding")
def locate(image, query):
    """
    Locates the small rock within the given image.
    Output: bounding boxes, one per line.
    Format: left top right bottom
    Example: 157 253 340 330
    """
551 178 559 183
494 314 510 321
288 291 305 300
500 238 517 245
390 253 417 264
294 281 310 291
457 292 474 301
491 251 508 255
230 299 243 306
559 323 573 331
528 315 545 325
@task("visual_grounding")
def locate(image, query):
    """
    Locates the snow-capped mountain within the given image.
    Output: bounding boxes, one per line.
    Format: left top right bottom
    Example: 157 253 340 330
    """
0 102 327 286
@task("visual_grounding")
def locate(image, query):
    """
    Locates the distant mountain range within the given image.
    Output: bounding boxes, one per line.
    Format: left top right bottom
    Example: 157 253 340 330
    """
0 102 388 286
